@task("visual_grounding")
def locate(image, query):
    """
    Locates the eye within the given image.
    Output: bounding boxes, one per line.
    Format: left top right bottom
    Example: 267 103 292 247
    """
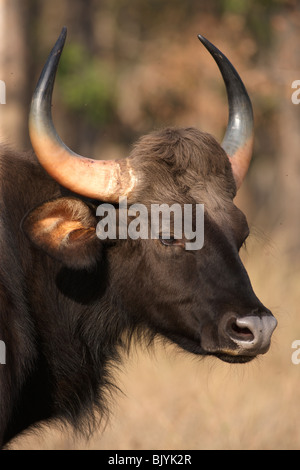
159 235 184 248
160 236 175 246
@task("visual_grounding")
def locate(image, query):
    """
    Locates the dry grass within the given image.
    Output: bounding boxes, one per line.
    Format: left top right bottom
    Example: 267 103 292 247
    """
9 231 300 450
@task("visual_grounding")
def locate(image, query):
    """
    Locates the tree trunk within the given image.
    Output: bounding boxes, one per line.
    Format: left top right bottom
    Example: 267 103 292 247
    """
0 0 30 150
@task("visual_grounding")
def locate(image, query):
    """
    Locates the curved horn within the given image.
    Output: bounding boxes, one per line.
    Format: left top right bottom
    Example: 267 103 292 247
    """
198 35 254 190
29 27 137 202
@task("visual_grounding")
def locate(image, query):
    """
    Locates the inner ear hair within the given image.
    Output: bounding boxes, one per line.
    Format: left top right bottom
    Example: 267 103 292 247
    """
22 197 102 269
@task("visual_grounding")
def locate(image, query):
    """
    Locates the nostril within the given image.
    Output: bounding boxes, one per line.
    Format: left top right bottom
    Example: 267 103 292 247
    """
228 318 254 342
220 313 277 355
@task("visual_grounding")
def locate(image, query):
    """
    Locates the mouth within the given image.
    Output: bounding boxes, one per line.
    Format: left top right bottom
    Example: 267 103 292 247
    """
168 334 258 363
213 352 256 364
200 313 277 363
164 311 277 364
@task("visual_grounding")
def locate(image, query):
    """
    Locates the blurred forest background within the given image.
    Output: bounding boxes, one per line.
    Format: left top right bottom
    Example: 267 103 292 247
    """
1 0 300 450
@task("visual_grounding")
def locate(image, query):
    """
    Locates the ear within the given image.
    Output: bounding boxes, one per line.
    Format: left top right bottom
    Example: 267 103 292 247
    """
22 197 102 269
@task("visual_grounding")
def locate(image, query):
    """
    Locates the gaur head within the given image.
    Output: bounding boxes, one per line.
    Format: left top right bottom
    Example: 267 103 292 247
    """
24 28 277 364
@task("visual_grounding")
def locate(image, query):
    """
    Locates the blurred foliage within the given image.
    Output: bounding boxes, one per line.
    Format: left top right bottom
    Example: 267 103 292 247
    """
219 0 279 47
49 0 291 129
57 44 116 125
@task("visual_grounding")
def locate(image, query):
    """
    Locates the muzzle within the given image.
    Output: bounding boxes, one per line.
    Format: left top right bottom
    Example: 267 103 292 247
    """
219 313 277 356
202 311 277 362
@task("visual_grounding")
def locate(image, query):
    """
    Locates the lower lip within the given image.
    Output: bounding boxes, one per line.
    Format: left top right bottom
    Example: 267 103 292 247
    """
170 336 257 363
214 352 255 364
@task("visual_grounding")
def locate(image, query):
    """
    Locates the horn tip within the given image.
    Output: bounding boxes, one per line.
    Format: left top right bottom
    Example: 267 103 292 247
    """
197 34 209 45
197 34 217 56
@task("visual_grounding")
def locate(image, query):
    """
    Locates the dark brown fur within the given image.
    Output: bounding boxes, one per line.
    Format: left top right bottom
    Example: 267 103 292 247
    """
0 128 269 447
